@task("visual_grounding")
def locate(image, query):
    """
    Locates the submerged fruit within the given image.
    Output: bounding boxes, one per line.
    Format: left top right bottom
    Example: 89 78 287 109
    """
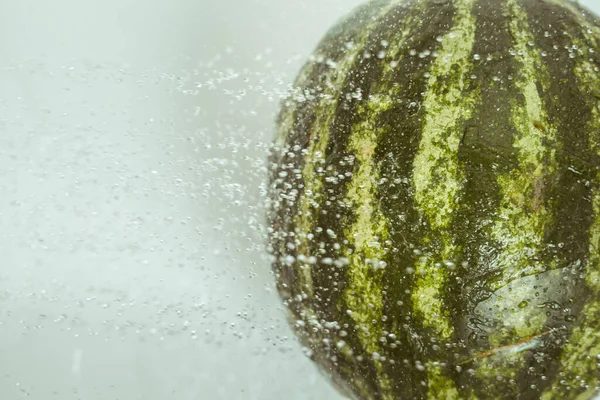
267 0 600 398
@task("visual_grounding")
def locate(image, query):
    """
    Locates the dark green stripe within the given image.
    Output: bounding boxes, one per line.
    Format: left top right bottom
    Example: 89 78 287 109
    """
450 0 523 397
535 0 599 271
531 1 600 398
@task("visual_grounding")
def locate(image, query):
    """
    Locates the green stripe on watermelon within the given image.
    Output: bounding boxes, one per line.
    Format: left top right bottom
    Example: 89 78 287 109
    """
411 0 478 341
343 110 393 398
488 0 558 293
409 0 479 397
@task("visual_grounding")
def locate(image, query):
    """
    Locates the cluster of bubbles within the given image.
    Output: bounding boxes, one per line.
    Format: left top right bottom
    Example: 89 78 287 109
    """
0 39 343 398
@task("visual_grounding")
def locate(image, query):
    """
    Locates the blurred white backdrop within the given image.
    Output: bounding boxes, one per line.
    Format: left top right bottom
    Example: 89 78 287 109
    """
0 1 598 399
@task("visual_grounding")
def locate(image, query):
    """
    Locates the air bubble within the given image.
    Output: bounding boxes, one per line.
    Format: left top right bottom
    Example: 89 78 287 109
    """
518 300 528 309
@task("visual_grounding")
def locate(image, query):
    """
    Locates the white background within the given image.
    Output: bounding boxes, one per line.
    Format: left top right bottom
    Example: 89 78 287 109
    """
0 1 598 399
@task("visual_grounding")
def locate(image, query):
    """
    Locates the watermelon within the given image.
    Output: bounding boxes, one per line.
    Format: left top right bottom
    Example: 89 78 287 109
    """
267 0 600 398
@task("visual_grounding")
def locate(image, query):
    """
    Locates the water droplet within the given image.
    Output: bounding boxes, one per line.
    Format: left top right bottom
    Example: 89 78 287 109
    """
468 331 478 344
564 315 576 322
518 300 528 309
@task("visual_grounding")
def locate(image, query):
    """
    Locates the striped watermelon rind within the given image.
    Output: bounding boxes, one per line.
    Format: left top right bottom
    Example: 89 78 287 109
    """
267 0 600 398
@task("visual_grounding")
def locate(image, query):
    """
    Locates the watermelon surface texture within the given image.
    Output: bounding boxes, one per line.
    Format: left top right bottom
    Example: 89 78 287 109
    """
267 0 600 398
